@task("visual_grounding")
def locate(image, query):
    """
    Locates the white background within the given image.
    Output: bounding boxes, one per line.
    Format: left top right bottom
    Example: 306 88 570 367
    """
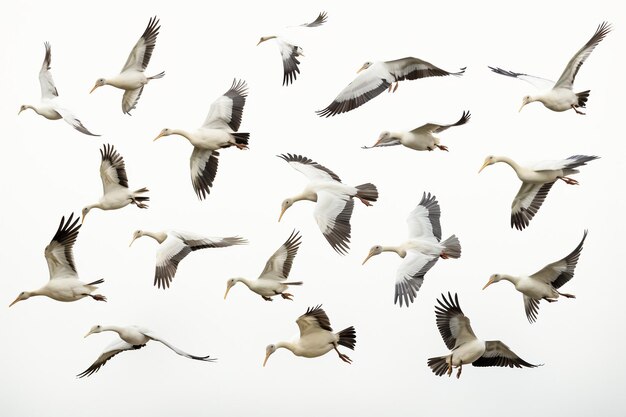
1 0 624 415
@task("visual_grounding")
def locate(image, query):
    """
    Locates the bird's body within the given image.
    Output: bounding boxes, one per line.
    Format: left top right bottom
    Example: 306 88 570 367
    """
364 111 470 152
225 230 303 301
489 22 611 114
264 305 356 365
20 42 98 136
317 57 465 117
78 325 215 377
9 214 106 307
154 79 249 199
82 144 149 222
479 154 599 230
363 193 461 307
484 231 586 322
278 154 378 255
428 293 539 378
90 16 164 114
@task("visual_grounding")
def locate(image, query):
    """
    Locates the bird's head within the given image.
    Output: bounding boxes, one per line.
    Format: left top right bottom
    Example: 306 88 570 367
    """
478 155 497 173
357 62 373 73
9 291 31 307
154 128 172 141
90 78 106 94
278 199 294 222
18 105 29 115
223 278 240 300
129 230 146 247
482 274 503 290
81 206 92 224
362 245 383 265
519 95 533 112
263 344 277 367
257 35 277 46
84 325 103 338
372 131 393 147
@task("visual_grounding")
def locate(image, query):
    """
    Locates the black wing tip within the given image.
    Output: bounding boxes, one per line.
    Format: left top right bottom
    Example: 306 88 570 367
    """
228 78 249 97
305 304 324 315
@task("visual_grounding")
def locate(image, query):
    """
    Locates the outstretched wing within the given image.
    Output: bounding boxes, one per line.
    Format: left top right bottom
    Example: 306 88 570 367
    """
202 79 248 131
54 107 99 136
472 340 539 369
314 191 354 255
523 295 540 324
385 57 465 82
99 144 129 195
510 181 554 231
394 251 439 307
406 192 441 241
121 16 160 73
411 111 471 135
260 230 302 280
531 230 587 289
45 213 80 279
143 331 216 362
434 292 477 350
122 87 144 115
77 340 143 378
276 39 302 86
296 305 333 336
278 153 342 182
39 42 58 99
488 66 554 90
300 11 328 27
190 148 219 200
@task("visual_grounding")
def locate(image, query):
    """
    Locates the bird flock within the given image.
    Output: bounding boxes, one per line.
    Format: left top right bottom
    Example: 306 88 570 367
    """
13 13 610 379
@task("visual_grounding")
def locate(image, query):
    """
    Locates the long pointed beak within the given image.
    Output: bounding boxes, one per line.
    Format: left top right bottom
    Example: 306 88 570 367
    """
153 132 164 142
257 39 267 46
89 84 99 94
278 207 287 222
9 298 20 307
357 66 366 74
224 286 232 300
263 352 271 367
518 102 526 113
478 161 490 174
362 252 375 265
482 279 495 290
129 237 137 247
18 109 23 115
84 331 92 338
81 213 86 224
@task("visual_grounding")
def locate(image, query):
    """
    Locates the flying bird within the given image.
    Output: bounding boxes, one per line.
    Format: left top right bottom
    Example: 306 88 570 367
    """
225 230 303 301
479 154 599 230
257 11 328 86
90 16 165 115
19 42 99 136
82 144 149 223
263 305 356 366
316 57 465 117
489 21 611 114
427 293 540 379
483 230 587 323
154 79 249 200
9 213 106 307
130 230 247 289
363 111 470 151
78 325 215 378
362 192 461 307
277 153 378 255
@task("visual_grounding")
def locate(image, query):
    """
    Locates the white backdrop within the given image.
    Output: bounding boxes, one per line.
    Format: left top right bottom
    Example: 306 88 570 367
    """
1 0 624 415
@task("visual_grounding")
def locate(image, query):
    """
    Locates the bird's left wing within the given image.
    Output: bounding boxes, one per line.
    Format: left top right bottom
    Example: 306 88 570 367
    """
523 295 540 323
259 230 302 280
472 340 539 369
99 144 129 194
530 230 587 289
411 111 471 135
276 39 303 86
296 305 333 337
121 16 160 73
143 331 216 362
278 153 342 182
45 213 80 279
487 66 554 90
299 11 328 27
190 148 220 200
395 250 439 307
510 181 555 231
154 235 191 289
202 79 248 130
54 107 99 136
554 22 611 90
174 231 247 252
122 87 144 115
314 190 354 255
406 192 442 241
39 42 58 99
77 340 143 378
385 57 465 82
434 292 477 350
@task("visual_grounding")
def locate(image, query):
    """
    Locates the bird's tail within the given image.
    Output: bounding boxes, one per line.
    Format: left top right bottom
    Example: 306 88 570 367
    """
355 183 378 204
149 71 165 80
576 90 590 107
563 155 600 171
441 235 461 259
283 281 303 286
337 326 356 350
427 355 450 376
86 278 104 286
231 132 249 146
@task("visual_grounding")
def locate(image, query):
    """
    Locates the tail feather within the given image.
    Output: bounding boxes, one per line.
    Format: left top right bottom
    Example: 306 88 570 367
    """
441 235 461 259
564 155 600 170
355 183 378 204
283 281 303 286
149 71 165 80
337 326 356 350
427 356 449 376
576 90 590 107
231 132 249 146
86 278 104 286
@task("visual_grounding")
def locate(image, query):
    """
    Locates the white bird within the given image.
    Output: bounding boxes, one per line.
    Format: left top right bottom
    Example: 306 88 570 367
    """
278 153 378 255
489 22 611 114
428 293 540 379
82 144 149 223
478 154 599 230
154 79 249 200
78 324 216 378
9 213 106 307
363 111 470 152
90 16 165 115
483 230 587 323
130 230 247 289
225 230 303 301
362 193 461 307
19 42 99 136
317 58 465 117
257 11 328 86
263 305 356 366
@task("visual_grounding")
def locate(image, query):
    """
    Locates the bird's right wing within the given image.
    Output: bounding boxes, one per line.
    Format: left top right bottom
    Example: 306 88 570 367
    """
190 148 220 200
202 79 248 130
472 340 539 369
530 230 587 289
121 16 160 73
487 66 554 90
39 42 58 99
154 235 192 289
510 181 555 231
434 292 477 350
276 39 302 86
523 295 540 323
54 107 99 136
144 331 216 362
411 111 471 135
296 305 333 337
121 87 144 115
99 144 129 194
77 340 143 378
314 190 354 255
299 11 328 27
45 213 80 279
259 230 302 280
278 153 342 182
406 192 442 241
394 250 439 307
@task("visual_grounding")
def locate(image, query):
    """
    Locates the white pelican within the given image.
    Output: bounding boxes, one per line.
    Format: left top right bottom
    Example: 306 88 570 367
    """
90 16 165 115
78 325 216 378
257 11 328 86
428 292 540 379
489 22 611 114
362 192 461 307
154 79 249 200
316 58 465 117
483 230 587 323
278 153 378 255
82 144 149 223
478 154 599 230
19 42 99 136
263 305 356 366
363 111 470 152
224 230 303 301
130 230 247 289
9 213 106 307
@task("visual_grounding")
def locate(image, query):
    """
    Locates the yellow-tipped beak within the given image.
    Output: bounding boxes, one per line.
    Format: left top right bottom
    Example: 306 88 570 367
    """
263 352 271 367
153 132 165 142
278 207 287 222
362 252 375 265
478 161 490 174
89 84 99 94
224 286 232 300
482 279 495 290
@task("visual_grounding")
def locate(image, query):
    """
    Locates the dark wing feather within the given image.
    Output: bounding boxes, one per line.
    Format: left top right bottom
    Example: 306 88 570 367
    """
300 11 328 27
472 341 539 369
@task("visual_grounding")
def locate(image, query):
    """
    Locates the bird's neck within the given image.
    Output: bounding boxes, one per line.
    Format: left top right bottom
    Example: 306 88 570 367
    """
169 129 195 143
500 274 521 285
382 245 407 258
235 278 254 289
276 341 297 354
23 105 40 115
99 325 125 335
292 191 317 203
495 156 524 177
142 231 168 244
